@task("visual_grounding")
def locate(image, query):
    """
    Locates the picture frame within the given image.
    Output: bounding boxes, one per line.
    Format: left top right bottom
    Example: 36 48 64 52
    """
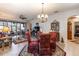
51 20 59 32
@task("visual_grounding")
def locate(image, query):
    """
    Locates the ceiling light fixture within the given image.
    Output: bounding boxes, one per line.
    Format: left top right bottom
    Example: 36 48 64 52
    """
37 3 48 23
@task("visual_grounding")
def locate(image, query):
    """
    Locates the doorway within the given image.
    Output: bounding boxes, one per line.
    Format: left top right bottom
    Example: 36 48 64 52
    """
67 16 79 40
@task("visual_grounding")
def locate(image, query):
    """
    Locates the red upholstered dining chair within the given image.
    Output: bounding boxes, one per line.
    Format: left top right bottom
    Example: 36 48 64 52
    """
39 33 52 56
49 32 57 51
25 31 39 55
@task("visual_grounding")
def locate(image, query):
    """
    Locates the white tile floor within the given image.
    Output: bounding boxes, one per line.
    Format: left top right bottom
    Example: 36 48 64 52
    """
0 42 27 56
0 40 79 56
18 41 79 56
59 41 79 56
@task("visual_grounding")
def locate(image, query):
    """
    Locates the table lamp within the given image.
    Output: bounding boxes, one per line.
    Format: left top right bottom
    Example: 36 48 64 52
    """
2 26 10 33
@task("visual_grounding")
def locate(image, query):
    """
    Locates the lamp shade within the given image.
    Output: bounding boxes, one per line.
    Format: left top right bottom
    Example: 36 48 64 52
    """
2 26 10 32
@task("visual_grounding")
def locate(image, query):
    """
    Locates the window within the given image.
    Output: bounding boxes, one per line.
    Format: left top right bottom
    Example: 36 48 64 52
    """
0 21 3 26
0 20 26 34
21 23 25 30
17 23 21 32
0 21 4 32
8 22 12 31
3 21 8 26
12 22 17 32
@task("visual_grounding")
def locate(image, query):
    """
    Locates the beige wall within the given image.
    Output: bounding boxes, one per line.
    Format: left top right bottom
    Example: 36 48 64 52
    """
31 8 79 42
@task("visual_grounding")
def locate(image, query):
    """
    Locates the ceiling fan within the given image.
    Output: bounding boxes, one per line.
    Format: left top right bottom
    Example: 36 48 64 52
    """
19 15 27 20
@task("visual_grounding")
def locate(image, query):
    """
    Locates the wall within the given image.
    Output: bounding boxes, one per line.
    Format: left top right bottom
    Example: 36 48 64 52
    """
71 17 79 40
30 8 79 42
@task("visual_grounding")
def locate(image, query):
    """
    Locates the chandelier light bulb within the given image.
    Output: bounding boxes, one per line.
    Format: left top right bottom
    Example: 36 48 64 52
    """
45 14 48 18
41 14 44 17
37 15 41 18
37 3 48 23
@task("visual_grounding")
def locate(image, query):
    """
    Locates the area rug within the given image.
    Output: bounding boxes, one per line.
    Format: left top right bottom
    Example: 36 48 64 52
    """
18 45 66 56
13 38 27 44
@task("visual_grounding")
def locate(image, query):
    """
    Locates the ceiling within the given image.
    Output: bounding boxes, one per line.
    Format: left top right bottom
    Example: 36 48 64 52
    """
0 3 79 20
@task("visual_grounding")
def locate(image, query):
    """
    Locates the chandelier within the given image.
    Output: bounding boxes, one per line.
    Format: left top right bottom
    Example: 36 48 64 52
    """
37 3 48 23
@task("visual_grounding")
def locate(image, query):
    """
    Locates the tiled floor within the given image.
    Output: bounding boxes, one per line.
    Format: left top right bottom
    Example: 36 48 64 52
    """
59 41 79 56
19 44 66 56
0 40 79 56
0 42 27 56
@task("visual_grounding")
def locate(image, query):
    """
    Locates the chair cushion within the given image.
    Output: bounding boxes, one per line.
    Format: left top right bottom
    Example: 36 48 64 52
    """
50 32 57 42
29 41 39 46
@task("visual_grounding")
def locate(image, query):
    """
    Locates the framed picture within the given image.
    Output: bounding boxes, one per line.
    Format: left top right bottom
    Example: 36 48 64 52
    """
51 20 59 32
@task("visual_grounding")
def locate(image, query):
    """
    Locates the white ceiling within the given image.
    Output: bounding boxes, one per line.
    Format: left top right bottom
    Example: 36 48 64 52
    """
0 3 79 20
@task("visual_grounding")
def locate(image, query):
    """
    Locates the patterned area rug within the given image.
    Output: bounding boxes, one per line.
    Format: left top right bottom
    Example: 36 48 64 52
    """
13 39 27 44
19 45 66 56
12 36 27 44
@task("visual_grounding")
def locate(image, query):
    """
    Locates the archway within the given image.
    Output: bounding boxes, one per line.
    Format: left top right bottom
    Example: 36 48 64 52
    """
67 16 79 40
